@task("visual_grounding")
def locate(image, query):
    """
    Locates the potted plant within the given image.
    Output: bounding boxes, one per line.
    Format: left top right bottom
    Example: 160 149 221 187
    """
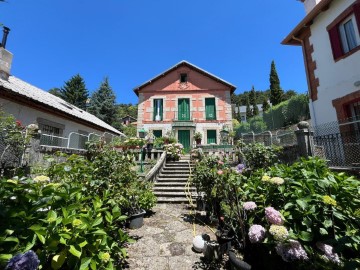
164 143 184 161
194 131 202 145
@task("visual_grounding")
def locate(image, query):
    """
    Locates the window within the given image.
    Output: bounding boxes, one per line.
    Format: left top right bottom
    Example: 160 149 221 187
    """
207 130 217 144
180 73 188 83
328 4 360 60
178 98 190 120
37 118 65 147
339 16 360 53
153 99 163 121
153 130 162 138
205 98 216 120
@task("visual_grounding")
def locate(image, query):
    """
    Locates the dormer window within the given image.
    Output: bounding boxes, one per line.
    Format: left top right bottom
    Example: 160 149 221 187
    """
180 73 188 83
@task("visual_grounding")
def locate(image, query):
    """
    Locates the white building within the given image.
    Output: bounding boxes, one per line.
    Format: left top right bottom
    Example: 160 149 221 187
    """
0 45 123 149
233 104 264 122
282 0 360 128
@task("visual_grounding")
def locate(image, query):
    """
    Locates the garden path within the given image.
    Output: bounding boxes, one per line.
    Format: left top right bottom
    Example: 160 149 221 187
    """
126 204 226 270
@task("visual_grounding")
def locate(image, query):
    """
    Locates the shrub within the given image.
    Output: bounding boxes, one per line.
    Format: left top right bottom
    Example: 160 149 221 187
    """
249 116 267 133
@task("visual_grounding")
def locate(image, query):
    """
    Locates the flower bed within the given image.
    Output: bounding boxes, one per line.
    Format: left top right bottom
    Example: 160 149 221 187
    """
192 144 360 269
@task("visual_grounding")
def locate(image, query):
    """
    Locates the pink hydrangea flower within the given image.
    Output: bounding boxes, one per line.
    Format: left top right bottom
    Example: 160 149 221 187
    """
243 201 257 211
248 224 266 243
316 242 341 264
275 240 309 262
218 161 224 165
217 170 223 175
265 207 284 225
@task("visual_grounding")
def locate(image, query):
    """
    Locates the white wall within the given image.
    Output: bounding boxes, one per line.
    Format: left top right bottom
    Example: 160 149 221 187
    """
0 98 104 137
309 0 360 126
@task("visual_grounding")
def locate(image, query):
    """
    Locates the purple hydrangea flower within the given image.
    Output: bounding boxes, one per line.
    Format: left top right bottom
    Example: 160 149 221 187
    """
265 207 284 225
248 224 266 243
236 163 246 174
5 250 40 270
275 240 309 262
243 201 257 211
316 242 341 264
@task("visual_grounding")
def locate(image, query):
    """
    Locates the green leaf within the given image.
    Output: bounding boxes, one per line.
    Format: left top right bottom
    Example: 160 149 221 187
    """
92 229 107 235
35 232 46 244
79 240 88 248
80 257 92 270
51 252 67 270
284 202 293 210
0 254 12 262
92 217 103 227
323 219 333 228
24 234 37 251
320 228 328 235
298 231 313 242
69 245 82 258
296 199 308 210
90 259 97 270
3 236 19 243
106 260 114 270
29 224 43 231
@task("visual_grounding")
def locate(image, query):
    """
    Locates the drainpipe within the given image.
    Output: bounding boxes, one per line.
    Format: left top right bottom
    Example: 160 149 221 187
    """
292 35 318 128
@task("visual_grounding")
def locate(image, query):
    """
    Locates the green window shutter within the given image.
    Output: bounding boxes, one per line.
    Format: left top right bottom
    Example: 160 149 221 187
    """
207 130 217 144
178 99 190 120
205 98 216 120
153 99 157 121
160 99 163 120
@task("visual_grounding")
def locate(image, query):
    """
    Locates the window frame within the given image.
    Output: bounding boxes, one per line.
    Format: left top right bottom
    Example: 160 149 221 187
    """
180 73 188 83
339 14 360 54
205 97 217 120
327 2 360 61
153 98 163 121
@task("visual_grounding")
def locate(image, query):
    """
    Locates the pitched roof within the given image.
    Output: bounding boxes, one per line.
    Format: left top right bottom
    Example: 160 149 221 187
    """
133 60 236 96
120 115 137 121
0 76 124 135
282 0 333 45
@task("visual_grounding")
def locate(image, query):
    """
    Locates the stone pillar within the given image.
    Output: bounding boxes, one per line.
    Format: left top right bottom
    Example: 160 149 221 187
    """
22 124 41 167
295 121 314 158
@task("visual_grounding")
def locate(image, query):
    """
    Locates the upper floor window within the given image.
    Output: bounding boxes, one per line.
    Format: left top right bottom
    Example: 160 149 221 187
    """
339 15 360 53
328 4 360 60
153 99 163 121
180 73 188 83
205 98 216 120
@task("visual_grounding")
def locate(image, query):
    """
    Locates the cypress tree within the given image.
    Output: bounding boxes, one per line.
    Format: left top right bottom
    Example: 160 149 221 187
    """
250 86 259 116
88 77 117 125
246 97 252 120
269 61 284 106
262 99 270 112
60 74 88 110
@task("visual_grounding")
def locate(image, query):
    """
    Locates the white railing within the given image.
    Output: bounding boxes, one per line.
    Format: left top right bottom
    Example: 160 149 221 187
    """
40 131 123 150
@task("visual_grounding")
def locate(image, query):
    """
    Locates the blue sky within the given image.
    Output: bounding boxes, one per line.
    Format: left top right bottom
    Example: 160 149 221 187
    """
1 0 307 104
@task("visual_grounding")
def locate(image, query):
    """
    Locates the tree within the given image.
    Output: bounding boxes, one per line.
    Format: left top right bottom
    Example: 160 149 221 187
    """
48 88 61 98
269 60 284 106
246 97 252 120
88 77 117 125
283 90 297 101
262 99 270 112
249 86 259 116
60 74 88 110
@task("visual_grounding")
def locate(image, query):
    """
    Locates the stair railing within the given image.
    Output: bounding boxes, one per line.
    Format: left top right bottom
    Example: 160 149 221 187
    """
144 151 167 182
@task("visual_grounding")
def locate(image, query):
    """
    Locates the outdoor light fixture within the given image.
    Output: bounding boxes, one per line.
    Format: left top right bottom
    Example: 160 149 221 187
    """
138 128 147 139
220 126 229 145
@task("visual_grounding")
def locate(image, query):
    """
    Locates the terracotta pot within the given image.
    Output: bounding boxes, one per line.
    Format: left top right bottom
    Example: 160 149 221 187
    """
195 139 202 145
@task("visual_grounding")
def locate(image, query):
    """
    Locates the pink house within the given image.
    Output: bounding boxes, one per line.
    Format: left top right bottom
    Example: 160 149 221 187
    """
134 61 236 152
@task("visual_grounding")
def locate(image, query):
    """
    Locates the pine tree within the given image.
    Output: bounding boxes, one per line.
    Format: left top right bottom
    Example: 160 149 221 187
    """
48 88 61 98
88 77 117 125
262 99 270 112
249 86 259 116
246 97 252 120
60 74 88 110
269 60 284 106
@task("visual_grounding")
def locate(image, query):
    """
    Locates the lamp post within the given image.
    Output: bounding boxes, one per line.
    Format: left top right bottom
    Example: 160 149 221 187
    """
138 128 147 173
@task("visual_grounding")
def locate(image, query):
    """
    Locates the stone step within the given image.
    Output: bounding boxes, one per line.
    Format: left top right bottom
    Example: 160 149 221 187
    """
161 170 190 175
153 191 197 197
163 166 191 170
158 174 190 178
156 179 189 184
156 197 191 204
153 187 196 192
153 182 188 187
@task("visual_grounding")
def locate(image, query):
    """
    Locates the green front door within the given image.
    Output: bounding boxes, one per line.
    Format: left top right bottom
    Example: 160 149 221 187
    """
178 99 190 120
178 130 190 153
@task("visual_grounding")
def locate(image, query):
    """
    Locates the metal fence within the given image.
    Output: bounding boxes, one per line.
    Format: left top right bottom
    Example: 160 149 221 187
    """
40 131 123 150
241 128 297 147
312 119 360 168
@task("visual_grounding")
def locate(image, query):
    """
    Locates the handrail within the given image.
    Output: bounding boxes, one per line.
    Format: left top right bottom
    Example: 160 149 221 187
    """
144 151 166 182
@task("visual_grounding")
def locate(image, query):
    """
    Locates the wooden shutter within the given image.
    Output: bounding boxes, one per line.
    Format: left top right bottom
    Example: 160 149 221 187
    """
205 98 216 120
153 99 157 121
178 99 190 120
354 3 360 34
207 130 217 144
328 26 343 60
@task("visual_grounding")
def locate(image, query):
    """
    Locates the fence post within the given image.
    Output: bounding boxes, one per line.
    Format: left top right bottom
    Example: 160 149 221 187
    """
295 121 314 158
22 124 41 167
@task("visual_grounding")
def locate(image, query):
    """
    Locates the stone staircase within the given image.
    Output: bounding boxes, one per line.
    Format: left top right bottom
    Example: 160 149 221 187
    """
153 155 197 204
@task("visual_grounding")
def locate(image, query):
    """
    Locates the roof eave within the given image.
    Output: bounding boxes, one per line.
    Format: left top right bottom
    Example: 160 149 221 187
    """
282 0 333 45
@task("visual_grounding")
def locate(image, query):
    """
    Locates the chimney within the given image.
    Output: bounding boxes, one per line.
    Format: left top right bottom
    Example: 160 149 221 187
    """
0 26 13 80
301 0 323 14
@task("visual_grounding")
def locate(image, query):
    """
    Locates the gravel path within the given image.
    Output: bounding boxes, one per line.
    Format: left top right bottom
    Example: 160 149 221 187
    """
125 204 226 270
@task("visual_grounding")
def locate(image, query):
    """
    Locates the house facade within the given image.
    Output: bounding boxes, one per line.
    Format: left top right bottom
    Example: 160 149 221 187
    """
134 61 235 152
282 0 360 129
0 45 123 149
